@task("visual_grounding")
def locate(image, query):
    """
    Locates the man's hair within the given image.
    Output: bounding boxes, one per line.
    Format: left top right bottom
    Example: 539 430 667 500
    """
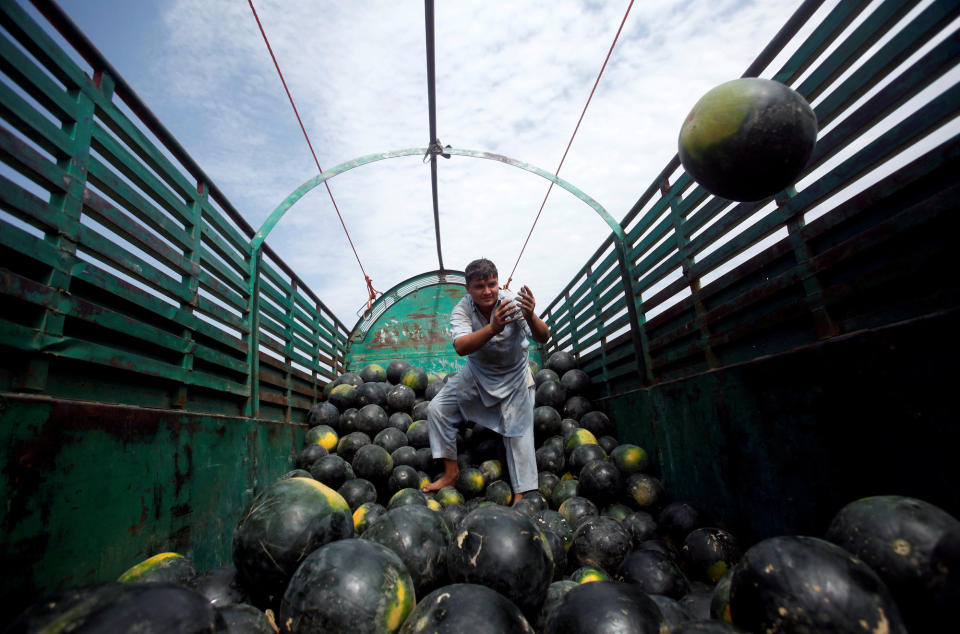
464 258 498 284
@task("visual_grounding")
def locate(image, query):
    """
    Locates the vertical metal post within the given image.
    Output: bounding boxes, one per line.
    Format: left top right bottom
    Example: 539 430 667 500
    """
17 68 99 392
283 279 296 423
665 177 718 369
175 179 206 409
244 249 262 418
614 239 654 384
780 187 838 338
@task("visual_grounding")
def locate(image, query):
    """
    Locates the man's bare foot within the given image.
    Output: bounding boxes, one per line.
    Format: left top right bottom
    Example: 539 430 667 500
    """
422 473 456 492
512 491 524 504
422 458 459 493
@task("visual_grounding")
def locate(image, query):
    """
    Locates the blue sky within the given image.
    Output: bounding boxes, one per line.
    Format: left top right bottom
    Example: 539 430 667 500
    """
33 1 956 328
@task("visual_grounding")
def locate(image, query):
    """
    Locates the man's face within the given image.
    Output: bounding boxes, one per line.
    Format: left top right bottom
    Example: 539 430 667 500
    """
466 276 499 311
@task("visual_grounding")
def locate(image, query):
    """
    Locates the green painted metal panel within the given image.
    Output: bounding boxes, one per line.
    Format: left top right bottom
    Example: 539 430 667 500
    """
0 394 303 612
346 274 543 375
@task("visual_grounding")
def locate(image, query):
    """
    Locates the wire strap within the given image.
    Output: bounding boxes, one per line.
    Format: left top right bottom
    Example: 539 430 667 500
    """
248 0 377 305
505 0 635 289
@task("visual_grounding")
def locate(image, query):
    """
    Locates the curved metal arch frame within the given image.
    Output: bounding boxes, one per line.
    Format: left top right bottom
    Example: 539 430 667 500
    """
244 147 650 416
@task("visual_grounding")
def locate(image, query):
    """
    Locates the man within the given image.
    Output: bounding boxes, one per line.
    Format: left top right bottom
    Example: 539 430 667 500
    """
422 258 550 502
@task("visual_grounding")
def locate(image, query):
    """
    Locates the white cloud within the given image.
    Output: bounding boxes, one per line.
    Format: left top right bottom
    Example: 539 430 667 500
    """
52 0 844 323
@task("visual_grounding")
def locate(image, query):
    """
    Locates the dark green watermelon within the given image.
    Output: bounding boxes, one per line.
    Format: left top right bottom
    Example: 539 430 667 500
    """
622 511 658 548
232 477 353 606
405 419 430 449
386 359 412 384
678 77 818 202
536 445 566 474
568 444 607 475
618 549 690 599
374 427 408 454
386 384 416 412
683 527 739 584
411 400 430 422
308 454 349 490
328 383 358 411
610 443 648 475
391 445 418 468
533 405 562 439
353 501 387 534
6 582 225 633
455 466 487 499
551 479 579 509
295 443 328 470
558 496 599 530
400 366 428 393
354 382 387 408
535 381 567 411
304 424 339 452
824 495 960 632
543 581 665 634
559 369 590 394
568 566 611 584
729 535 906 634
355 403 389 435
336 431 372 464
306 401 340 428
570 516 632 576
658 501 702 547
352 443 394 484
562 396 591 421
399 583 534 634
280 538 414 634
544 351 577 375
363 504 452 596
579 411 615 439
359 363 387 383
534 368 560 387
479 459 503 483
539 472 561 502
388 487 428 509
117 552 197 586
447 506 555 616
624 473 666 511
338 407 360 434
387 464 421 494
577 461 622 508
337 477 377 510
534 509 575 554
486 480 514 506
388 411 412 432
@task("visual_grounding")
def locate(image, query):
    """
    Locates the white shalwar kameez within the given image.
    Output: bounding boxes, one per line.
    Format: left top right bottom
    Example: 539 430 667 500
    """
426 288 538 493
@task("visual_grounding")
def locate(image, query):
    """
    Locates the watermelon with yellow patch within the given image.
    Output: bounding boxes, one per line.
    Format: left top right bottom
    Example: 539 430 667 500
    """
232 477 353 607
305 424 339 452
563 428 598 455
678 77 818 202
354 501 387 534
280 538 415 633
569 566 610 584
436 485 464 507
455 466 487 499
117 552 197 585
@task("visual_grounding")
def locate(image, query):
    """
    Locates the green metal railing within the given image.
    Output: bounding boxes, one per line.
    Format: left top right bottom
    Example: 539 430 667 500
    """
540 0 960 393
0 0 349 422
1 0 957 420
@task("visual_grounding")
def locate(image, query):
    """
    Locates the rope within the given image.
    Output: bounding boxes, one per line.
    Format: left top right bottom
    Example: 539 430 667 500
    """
504 0 635 289
247 0 380 315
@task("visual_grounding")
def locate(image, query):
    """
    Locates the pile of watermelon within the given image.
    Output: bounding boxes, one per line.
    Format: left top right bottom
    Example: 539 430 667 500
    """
8 355 959 633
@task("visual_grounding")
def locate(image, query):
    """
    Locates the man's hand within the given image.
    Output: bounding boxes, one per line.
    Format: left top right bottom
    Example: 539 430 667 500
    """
490 298 522 334
516 285 536 320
